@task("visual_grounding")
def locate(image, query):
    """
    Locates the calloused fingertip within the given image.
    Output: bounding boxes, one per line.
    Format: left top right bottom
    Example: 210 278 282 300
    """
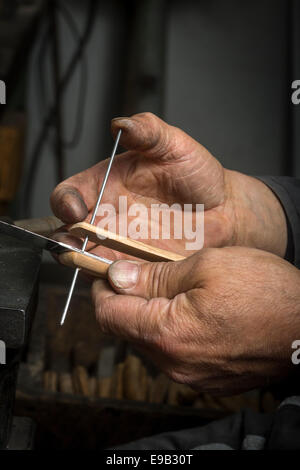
50 186 88 224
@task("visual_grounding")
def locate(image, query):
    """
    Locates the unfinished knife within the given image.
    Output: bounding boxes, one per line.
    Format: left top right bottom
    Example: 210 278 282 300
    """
0 219 113 275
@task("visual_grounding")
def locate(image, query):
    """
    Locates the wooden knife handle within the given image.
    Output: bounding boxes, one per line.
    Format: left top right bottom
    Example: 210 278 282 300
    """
59 251 110 278
69 222 185 263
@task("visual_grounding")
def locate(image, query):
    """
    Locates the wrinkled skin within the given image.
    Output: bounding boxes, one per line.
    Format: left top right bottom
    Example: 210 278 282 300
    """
92 248 300 395
50 113 296 395
51 112 287 260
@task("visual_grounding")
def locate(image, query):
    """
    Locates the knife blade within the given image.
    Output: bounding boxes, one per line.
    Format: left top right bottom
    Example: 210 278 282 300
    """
0 220 112 265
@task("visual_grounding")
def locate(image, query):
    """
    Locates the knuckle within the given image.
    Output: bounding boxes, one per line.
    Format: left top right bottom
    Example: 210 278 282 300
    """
136 111 155 122
191 248 222 284
147 262 169 298
195 248 214 266
144 261 177 299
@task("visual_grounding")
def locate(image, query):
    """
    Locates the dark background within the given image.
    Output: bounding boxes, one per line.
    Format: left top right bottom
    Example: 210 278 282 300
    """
2 0 299 219
0 0 299 449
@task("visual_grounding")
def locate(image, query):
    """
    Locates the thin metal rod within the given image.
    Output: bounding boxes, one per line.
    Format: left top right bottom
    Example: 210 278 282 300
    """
60 129 122 325
60 267 80 325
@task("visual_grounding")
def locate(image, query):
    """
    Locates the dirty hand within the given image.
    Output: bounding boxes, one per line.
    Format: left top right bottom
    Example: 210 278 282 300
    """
50 113 287 260
92 247 300 395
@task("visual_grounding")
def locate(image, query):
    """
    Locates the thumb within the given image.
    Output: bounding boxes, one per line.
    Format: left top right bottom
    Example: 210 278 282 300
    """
111 113 225 209
108 255 201 299
111 112 202 162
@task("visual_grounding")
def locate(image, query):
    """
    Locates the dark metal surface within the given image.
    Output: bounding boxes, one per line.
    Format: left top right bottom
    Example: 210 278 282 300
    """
0 230 42 349
6 417 35 450
0 226 42 449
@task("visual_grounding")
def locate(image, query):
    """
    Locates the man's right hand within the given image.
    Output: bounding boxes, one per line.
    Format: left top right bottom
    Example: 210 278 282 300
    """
51 112 287 258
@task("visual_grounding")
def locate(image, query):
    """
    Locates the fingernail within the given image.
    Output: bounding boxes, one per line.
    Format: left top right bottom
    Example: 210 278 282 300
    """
111 117 134 131
112 116 129 121
109 261 140 289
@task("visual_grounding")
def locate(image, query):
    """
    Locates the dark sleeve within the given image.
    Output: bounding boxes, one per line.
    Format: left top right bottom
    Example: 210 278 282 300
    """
256 176 300 269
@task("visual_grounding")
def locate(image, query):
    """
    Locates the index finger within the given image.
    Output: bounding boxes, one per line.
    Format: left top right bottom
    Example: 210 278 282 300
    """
50 165 100 224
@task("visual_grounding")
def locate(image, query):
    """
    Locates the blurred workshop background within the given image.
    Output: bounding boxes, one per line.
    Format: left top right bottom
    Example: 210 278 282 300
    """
1 0 300 450
1 0 300 219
